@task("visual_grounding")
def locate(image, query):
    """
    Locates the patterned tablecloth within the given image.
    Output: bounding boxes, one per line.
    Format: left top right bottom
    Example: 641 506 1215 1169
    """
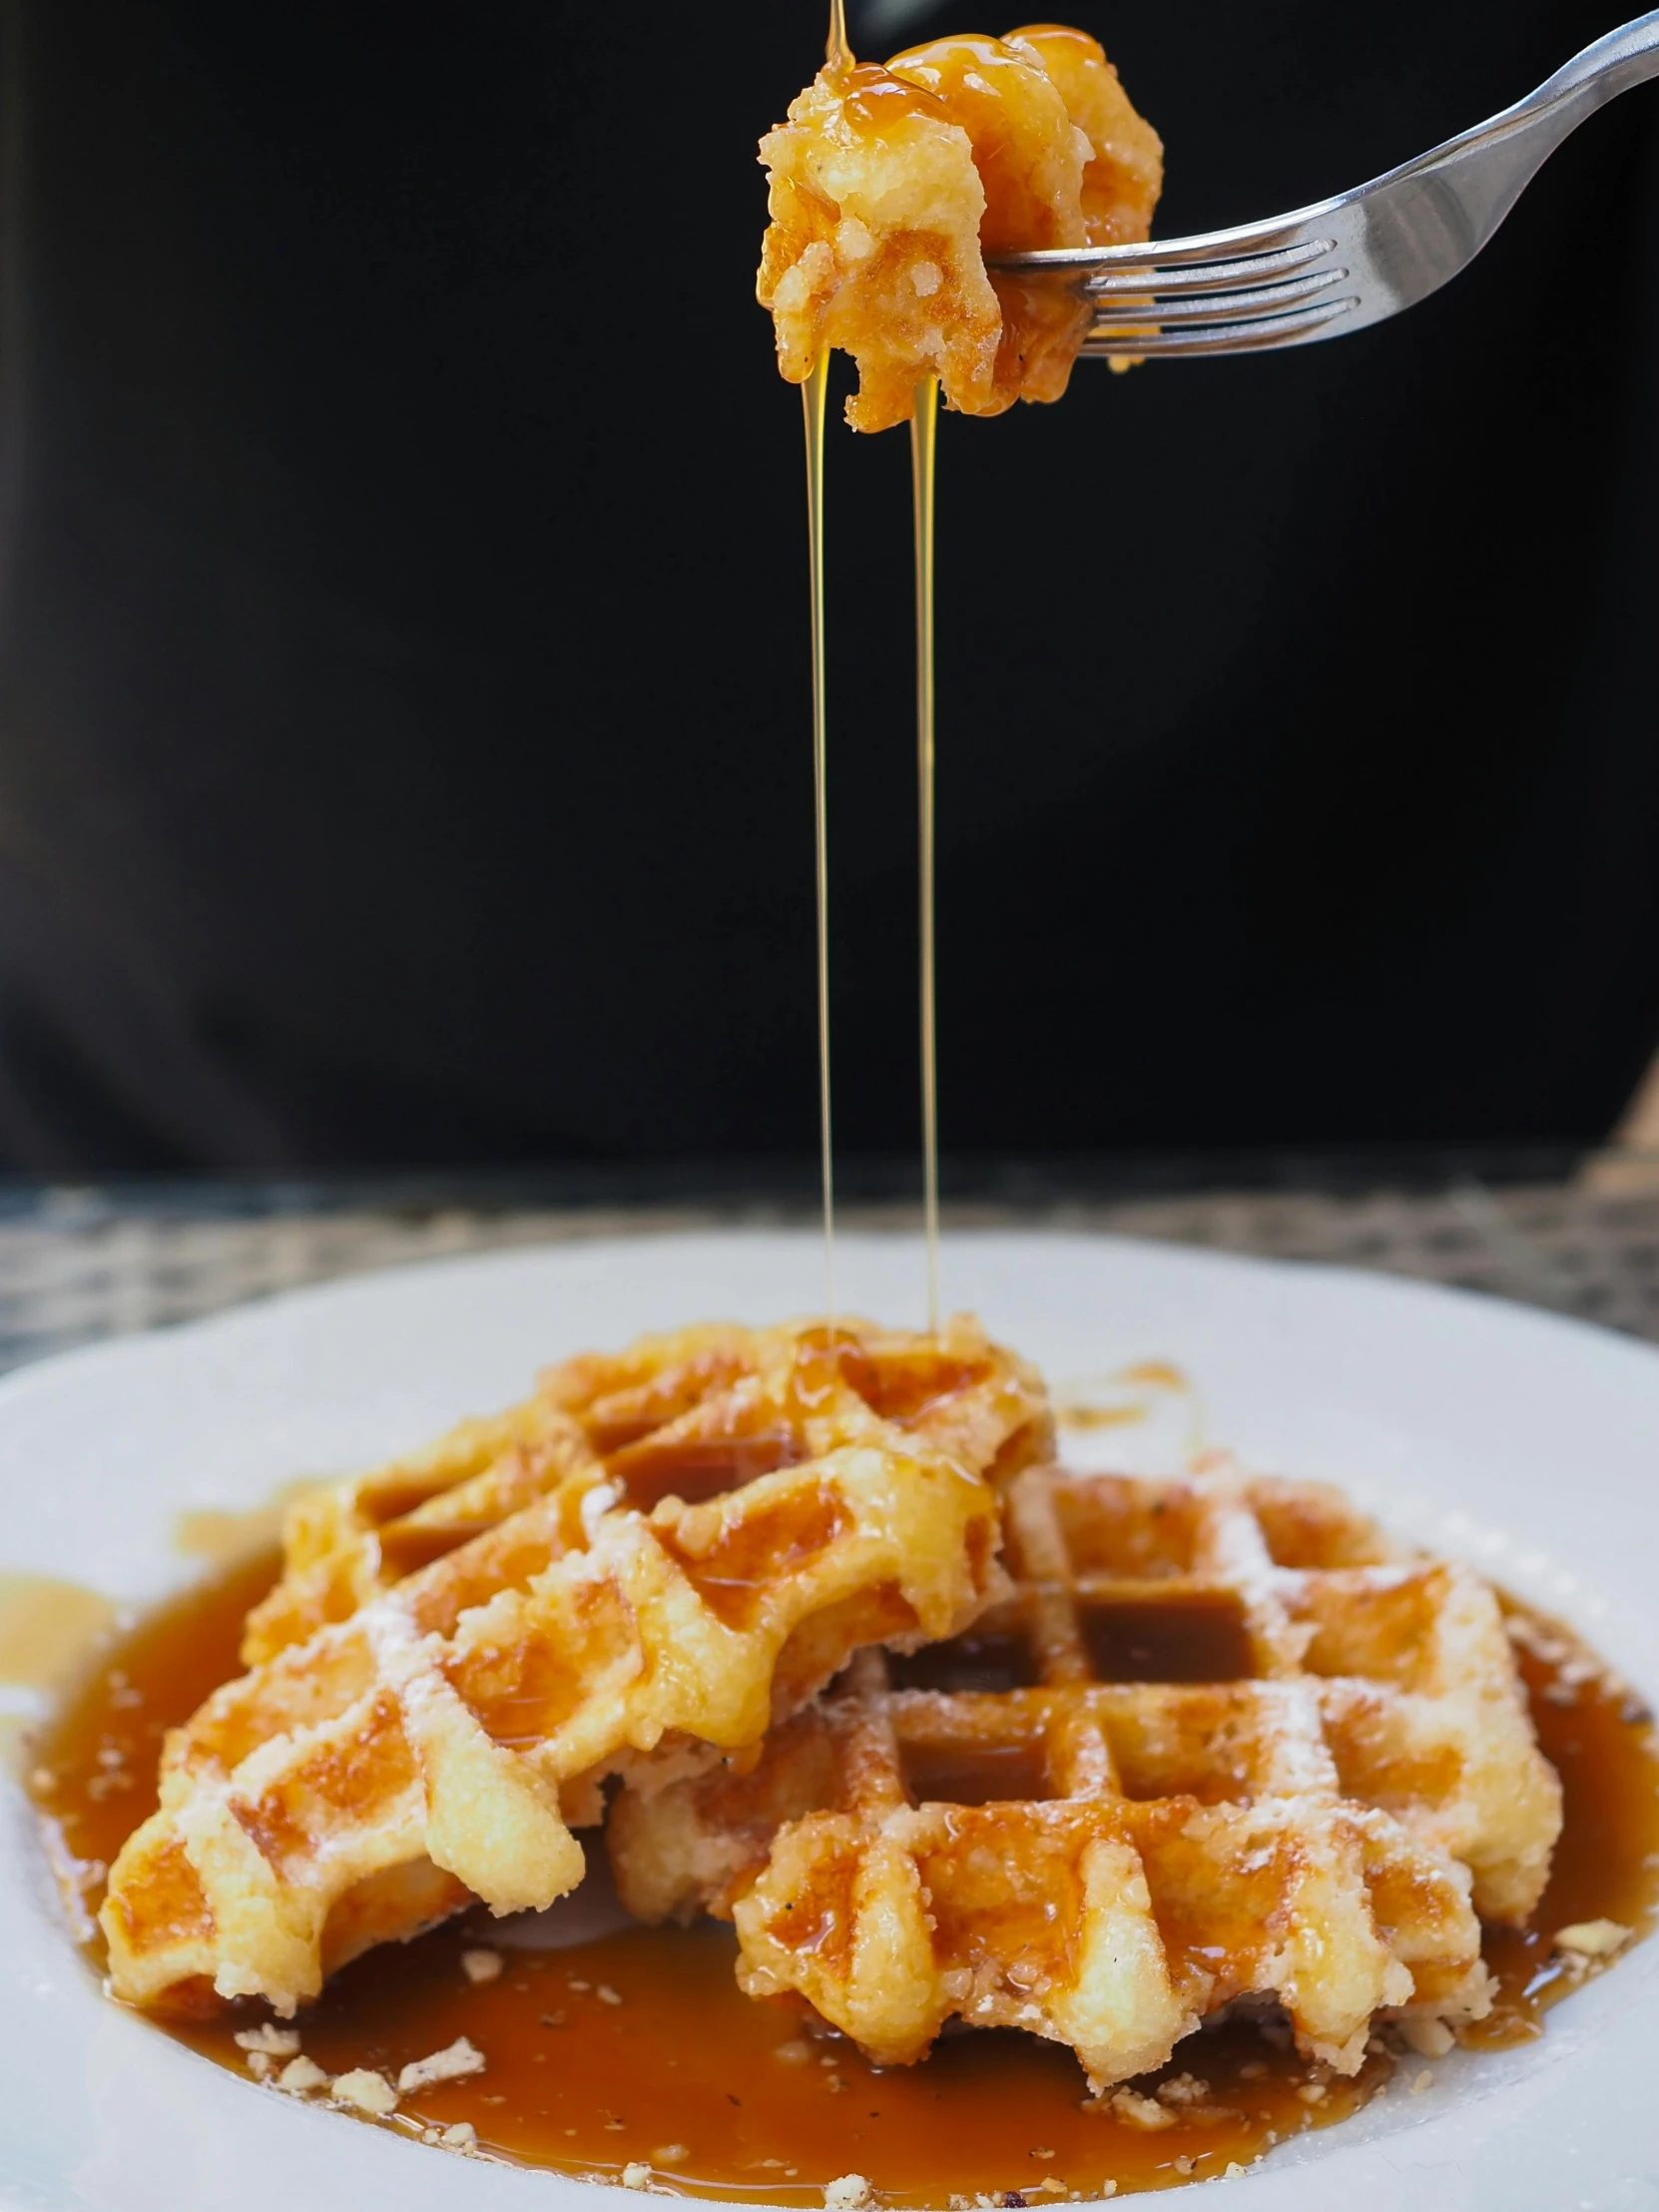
2 1165 1659 1376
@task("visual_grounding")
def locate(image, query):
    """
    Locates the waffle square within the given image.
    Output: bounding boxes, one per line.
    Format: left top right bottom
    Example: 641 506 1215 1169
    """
609 1460 1562 2085
101 1318 1049 2015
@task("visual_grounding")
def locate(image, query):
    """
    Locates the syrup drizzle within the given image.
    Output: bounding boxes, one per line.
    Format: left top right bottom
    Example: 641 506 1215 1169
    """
809 0 942 1336
806 7 853 1338
804 345 836 1336
911 375 941 1331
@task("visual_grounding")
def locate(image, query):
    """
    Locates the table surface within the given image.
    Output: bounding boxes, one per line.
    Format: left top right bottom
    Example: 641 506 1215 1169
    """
4 1160 1659 1377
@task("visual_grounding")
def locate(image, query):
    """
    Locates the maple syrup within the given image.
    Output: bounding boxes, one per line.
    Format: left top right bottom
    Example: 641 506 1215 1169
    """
911 372 941 1332
803 341 836 1336
29 1548 1659 2202
826 0 851 82
0 1571 118 1778
803 339 943 1340
804 0 946 1340
0 1573 117 1700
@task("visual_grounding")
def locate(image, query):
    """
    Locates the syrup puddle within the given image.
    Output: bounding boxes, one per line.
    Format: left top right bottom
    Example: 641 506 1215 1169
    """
173 1478 316 1567
0 1574 116 1687
0 1572 117 1775
26 1547 1659 2202
1054 1362 1206 1466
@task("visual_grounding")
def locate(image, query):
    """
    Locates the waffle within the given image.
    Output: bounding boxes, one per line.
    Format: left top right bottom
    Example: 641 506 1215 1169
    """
101 1318 1049 2015
610 1460 1562 2086
757 25 1161 432
246 1315 1050 1665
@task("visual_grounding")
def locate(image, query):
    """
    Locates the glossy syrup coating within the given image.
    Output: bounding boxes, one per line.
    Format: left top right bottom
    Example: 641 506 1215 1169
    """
995 25 1165 394
31 1545 1658 2200
885 36 1088 258
1006 25 1164 245
757 24 1163 428
758 62 1001 432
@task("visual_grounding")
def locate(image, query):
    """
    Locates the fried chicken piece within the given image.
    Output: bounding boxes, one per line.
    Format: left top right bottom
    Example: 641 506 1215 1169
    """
887 31 1086 414
757 64 1001 434
996 24 1165 395
1008 24 1163 245
756 25 1162 430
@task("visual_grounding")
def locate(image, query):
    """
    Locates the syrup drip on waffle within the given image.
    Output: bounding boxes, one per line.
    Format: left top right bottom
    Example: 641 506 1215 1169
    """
828 0 851 80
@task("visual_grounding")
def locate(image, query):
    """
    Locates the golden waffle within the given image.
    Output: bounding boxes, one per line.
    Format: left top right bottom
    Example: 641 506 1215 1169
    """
610 1461 1562 2086
102 1318 1049 2016
757 25 1161 433
246 1315 1050 1665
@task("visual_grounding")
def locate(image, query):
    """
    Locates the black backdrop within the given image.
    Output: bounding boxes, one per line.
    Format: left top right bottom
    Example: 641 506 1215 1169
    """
0 0 1654 1174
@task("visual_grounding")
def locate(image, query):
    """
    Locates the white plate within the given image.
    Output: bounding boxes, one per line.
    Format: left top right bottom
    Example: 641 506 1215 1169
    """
2 1230 1657 2212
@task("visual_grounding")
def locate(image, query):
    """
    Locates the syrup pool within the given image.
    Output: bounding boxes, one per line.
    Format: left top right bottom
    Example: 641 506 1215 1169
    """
28 1548 1659 2202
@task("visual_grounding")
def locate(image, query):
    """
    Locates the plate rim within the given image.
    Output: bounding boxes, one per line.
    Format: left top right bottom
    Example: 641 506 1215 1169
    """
2 1226 1656 2212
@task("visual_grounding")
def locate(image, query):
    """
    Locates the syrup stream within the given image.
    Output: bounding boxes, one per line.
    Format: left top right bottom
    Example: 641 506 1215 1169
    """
911 375 941 1330
804 347 836 1336
813 3 941 1340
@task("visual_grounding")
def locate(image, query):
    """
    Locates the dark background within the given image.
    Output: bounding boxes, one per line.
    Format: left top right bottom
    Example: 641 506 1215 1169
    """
0 0 1654 1182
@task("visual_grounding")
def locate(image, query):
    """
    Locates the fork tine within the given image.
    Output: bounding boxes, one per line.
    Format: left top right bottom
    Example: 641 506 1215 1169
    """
989 215 1324 278
1089 267 1351 333
1080 240 1340 297
1081 296 1359 358
999 10 1659 354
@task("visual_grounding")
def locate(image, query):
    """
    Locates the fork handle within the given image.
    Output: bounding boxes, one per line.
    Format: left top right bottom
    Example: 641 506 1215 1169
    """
1535 6 1659 111
1429 6 1659 263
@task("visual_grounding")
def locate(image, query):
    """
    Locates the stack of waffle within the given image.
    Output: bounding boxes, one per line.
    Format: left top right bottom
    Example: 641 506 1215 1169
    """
102 1316 1561 2092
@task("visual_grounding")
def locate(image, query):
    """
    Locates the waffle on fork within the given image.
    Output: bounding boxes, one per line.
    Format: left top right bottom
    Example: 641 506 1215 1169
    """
102 1318 1050 2015
610 1461 1562 2085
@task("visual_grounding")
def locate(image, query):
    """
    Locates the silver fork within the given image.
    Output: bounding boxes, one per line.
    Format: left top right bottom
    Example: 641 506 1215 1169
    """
989 9 1659 358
